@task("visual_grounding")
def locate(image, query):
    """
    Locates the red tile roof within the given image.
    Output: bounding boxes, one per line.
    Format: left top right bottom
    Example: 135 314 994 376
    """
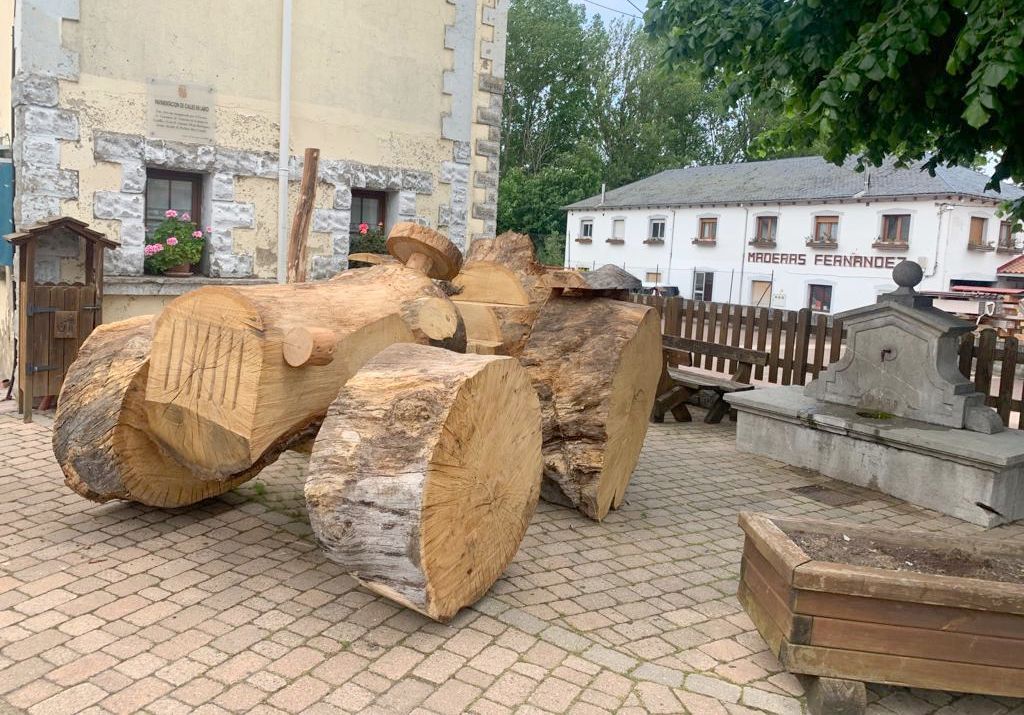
998 255 1024 274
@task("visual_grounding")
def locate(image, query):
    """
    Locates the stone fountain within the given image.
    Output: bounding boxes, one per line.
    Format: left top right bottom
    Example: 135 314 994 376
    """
727 262 1024 527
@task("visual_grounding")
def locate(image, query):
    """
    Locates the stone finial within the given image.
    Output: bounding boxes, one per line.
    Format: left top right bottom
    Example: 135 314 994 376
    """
893 260 923 288
878 260 932 308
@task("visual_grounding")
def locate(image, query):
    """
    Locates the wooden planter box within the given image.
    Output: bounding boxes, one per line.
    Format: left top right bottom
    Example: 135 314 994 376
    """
738 512 1024 712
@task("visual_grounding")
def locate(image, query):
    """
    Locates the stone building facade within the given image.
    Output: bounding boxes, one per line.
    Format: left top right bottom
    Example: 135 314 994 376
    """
4 0 507 334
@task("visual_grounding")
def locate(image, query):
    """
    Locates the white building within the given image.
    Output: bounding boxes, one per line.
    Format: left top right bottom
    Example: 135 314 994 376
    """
563 157 1024 313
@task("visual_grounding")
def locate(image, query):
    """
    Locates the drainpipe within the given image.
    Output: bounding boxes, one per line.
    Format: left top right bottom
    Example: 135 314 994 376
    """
667 208 677 288
276 0 293 284
928 203 954 279
737 204 749 302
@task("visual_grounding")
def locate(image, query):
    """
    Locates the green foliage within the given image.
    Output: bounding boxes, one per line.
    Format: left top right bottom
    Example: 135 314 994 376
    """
534 233 567 266
646 0 1024 225
350 224 387 254
143 215 205 274
498 0 818 252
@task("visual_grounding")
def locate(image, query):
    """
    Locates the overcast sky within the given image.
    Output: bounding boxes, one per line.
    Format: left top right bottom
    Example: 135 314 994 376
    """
577 0 646 24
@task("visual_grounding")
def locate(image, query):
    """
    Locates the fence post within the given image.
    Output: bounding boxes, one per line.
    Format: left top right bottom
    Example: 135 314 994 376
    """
793 308 812 385
974 328 997 397
996 336 1017 426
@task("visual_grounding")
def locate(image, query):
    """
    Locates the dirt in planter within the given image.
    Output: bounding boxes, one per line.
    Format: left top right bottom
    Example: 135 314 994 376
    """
784 529 1024 585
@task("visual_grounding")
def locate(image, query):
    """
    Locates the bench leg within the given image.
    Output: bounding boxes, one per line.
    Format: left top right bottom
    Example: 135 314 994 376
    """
671 401 692 423
705 394 730 424
652 385 691 423
806 677 866 715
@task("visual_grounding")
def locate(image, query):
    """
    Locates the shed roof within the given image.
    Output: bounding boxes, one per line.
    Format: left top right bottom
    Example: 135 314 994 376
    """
5 216 117 248
565 156 1023 211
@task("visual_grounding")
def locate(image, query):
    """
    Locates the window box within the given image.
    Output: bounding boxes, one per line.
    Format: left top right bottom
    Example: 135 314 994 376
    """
805 237 838 249
692 237 717 246
748 238 776 248
968 242 996 252
643 238 665 245
574 237 593 244
605 238 625 245
997 244 1022 255
872 239 909 252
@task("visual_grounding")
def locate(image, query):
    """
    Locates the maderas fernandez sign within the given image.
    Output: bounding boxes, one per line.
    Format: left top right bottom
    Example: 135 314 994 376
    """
747 252 906 269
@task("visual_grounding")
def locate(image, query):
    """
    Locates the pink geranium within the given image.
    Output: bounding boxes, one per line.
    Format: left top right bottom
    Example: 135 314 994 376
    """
205 226 212 233
359 223 369 235
192 230 203 239
181 212 190 221
166 236 178 246
165 209 178 219
144 243 164 256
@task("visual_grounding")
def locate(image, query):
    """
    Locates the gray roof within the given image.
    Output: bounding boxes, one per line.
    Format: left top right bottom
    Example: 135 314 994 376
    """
564 156 1023 211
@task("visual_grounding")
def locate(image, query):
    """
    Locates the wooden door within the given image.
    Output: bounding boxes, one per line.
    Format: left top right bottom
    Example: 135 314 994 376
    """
25 284 99 400
751 280 772 307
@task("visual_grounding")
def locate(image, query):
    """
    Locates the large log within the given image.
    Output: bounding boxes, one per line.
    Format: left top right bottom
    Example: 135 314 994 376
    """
305 343 542 622
452 232 552 356
144 263 461 478
52 317 262 507
519 296 661 520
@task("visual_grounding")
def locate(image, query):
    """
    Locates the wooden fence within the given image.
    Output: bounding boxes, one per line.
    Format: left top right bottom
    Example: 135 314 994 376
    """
628 295 1024 429
628 296 845 386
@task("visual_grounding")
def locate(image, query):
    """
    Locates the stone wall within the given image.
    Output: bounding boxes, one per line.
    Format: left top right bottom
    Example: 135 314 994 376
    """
11 0 507 277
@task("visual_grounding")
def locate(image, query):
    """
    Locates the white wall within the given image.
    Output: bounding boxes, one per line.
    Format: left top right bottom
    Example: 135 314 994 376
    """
565 198 1019 314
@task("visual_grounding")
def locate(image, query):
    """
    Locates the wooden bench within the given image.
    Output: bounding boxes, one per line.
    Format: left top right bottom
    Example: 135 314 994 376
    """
651 336 770 424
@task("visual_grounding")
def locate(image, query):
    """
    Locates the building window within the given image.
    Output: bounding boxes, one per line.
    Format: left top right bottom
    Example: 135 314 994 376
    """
808 284 833 312
612 219 625 240
580 219 593 239
145 170 202 236
646 271 661 283
813 215 839 244
698 218 717 242
880 214 910 244
969 216 988 247
754 216 777 243
350 190 387 235
649 219 666 240
693 271 714 301
999 221 1014 248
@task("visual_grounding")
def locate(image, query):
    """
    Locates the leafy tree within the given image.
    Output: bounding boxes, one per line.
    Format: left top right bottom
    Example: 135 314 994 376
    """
497 147 603 257
502 0 608 172
646 0 1024 223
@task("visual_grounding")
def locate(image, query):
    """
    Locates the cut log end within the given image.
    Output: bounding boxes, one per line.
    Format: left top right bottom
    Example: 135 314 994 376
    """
306 343 542 622
283 326 337 367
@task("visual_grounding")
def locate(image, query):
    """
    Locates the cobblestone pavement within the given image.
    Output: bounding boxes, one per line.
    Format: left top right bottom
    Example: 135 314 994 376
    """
1 400 1022 715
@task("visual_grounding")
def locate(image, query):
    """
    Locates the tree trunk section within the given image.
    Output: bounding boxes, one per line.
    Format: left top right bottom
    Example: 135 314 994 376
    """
143 264 460 478
305 343 542 622
519 297 662 520
452 232 552 357
52 317 264 507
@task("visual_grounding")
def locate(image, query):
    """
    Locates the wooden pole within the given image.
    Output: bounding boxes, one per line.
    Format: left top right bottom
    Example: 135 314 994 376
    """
286 147 320 283
19 241 34 423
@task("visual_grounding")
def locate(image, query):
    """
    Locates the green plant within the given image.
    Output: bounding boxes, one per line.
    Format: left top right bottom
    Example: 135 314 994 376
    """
349 221 387 254
144 210 207 274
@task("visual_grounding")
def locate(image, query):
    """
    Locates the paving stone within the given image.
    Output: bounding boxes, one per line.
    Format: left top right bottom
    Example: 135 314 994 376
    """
0 404 1021 715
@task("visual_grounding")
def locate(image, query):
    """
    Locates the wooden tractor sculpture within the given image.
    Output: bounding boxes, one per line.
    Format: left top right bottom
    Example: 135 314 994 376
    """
53 225 660 621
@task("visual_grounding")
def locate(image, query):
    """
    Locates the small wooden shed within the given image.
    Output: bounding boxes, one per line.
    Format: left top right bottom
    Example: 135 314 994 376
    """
5 216 116 422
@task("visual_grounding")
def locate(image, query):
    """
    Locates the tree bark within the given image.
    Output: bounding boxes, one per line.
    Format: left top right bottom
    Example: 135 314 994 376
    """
143 264 461 478
519 296 662 520
306 343 542 622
